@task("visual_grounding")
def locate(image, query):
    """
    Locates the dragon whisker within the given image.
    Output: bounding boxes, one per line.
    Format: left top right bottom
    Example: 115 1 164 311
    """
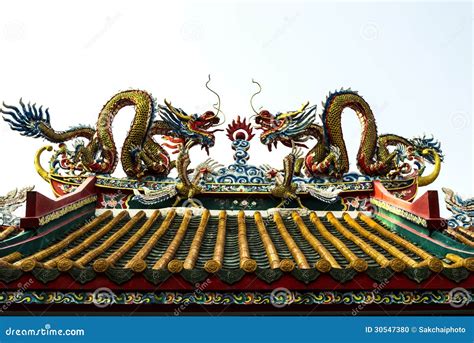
205 75 220 115
250 79 262 115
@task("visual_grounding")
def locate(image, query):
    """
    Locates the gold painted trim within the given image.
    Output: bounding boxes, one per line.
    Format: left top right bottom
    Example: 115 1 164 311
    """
237 211 257 272
254 212 280 269
43 211 128 268
327 212 390 268
76 211 145 268
0 252 23 263
14 211 112 268
153 209 192 270
125 209 176 270
204 210 227 273
292 211 340 269
342 213 415 270
370 198 427 227
272 212 309 269
183 210 210 270
93 210 161 272
309 212 367 272
38 195 97 226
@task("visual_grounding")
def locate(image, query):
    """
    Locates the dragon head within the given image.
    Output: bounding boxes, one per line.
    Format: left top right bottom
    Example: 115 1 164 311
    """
409 135 444 164
389 134 444 183
158 100 222 154
254 102 317 151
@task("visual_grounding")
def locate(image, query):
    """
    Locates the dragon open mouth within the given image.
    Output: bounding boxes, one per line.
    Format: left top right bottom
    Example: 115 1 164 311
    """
190 111 224 154
264 137 308 152
255 104 315 153
256 116 308 152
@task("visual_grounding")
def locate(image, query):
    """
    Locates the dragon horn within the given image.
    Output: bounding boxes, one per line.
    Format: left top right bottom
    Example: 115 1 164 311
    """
276 101 310 120
164 99 191 121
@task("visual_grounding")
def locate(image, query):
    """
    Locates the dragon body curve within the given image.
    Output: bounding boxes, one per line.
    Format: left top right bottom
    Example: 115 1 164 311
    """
2 90 220 178
256 89 443 183
305 90 412 177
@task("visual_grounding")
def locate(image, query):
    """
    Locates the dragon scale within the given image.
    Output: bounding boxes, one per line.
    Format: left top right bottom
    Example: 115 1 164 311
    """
256 89 443 181
86 90 169 176
2 90 220 179
316 91 396 176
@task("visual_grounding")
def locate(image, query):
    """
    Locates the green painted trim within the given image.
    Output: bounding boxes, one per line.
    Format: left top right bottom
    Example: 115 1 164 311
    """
371 198 427 227
376 212 474 258
377 208 430 235
125 194 346 211
0 231 34 248
0 204 95 257
431 231 474 253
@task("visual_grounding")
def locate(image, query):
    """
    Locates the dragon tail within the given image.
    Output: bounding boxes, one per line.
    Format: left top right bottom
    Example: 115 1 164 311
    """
1 99 94 141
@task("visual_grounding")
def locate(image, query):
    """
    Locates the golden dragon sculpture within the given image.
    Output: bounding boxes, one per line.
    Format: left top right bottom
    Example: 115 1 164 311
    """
2 88 223 180
253 84 443 206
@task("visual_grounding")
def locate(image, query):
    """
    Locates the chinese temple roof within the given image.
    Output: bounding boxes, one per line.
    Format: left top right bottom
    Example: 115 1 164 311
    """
0 90 472 314
1 205 473 288
442 187 474 247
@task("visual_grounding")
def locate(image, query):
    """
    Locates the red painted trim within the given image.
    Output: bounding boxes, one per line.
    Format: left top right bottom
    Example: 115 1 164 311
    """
1 271 472 292
0 206 94 252
21 176 97 229
51 179 74 197
373 181 443 229
26 176 97 217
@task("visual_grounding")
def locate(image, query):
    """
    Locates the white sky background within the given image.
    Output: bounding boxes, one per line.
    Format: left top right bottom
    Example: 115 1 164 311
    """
0 0 471 217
